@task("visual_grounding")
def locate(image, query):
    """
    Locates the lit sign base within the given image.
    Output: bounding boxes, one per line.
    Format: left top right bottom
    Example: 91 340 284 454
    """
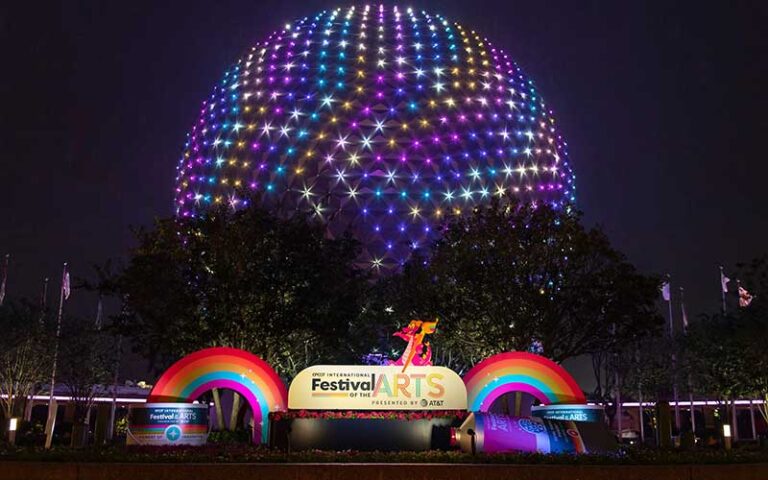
272 415 458 451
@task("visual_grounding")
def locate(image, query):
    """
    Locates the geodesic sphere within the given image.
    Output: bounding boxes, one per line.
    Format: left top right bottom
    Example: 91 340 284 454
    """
174 4 575 271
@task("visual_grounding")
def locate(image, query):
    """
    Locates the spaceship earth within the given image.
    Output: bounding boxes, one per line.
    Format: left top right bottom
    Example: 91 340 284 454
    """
174 4 575 271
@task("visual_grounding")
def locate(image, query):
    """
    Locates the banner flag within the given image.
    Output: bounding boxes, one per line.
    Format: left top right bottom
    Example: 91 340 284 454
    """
680 292 689 331
739 285 753 308
62 269 71 301
0 254 8 306
661 281 671 302
721 270 730 293
94 296 103 330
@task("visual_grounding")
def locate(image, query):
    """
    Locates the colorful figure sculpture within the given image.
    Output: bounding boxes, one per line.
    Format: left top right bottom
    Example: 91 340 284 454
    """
389 319 438 372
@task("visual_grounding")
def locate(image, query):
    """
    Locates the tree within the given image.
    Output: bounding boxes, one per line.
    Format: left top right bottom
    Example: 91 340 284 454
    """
621 335 676 402
56 316 116 447
116 202 371 378
0 300 52 442
370 200 663 374
725 256 768 423
113 202 374 434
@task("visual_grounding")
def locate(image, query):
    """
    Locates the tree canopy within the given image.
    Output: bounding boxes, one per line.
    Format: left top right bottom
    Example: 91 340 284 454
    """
0 300 52 422
362 200 663 373
117 204 371 377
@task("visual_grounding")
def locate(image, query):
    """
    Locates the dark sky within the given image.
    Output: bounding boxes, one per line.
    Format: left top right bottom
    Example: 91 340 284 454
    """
1 1 766 343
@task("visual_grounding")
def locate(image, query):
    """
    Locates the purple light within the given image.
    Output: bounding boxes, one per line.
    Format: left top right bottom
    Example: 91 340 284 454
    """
174 5 575 271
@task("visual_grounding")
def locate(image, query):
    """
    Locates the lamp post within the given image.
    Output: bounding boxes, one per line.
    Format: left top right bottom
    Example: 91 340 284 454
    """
8 417 18 445
723 424 732 450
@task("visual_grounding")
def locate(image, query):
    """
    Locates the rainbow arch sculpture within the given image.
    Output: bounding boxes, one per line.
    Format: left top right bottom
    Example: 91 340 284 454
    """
464 352 586 412
148 347 287 444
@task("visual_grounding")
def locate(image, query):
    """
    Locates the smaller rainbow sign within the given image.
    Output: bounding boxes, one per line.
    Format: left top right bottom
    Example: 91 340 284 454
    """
464 352 585 412
148 347 287 443
127 403 209 446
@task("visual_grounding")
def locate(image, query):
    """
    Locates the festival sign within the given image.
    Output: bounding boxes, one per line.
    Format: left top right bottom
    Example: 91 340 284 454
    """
146 347 287 444
127 403 209 446
463 351 586 411
531 404 605 423
289 365 467 410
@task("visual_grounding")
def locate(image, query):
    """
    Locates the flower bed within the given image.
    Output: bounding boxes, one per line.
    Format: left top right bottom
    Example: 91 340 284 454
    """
3 444 768 465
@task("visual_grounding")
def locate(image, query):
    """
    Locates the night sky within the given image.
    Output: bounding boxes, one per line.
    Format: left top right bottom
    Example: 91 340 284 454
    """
2 1 766 380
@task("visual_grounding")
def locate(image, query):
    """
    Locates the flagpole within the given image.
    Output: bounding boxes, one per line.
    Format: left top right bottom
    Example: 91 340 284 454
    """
107 335 122 441
44 262 67 449
665 275 680 432
680 286 695 436
636 346 645 444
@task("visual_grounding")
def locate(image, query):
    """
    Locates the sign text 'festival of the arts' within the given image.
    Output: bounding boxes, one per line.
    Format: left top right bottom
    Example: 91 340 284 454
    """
288 365 468 410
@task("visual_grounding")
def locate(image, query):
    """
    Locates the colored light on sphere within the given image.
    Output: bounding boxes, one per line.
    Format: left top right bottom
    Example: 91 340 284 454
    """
174 4 575 270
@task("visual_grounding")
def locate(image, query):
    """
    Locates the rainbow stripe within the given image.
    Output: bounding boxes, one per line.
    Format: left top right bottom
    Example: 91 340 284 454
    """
464 352 585 411
148 347 287 443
